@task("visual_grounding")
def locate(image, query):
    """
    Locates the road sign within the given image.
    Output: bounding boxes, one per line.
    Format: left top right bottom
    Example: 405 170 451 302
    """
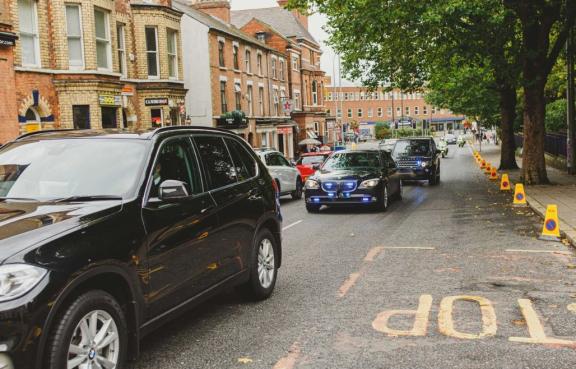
282 99 294 114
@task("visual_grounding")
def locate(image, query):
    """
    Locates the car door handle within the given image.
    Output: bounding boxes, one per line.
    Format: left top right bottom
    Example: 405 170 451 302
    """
201 206 214 214
249 188 262 200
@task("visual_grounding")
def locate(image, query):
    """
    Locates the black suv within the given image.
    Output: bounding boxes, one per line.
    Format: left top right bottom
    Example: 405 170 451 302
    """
391 137 441 185
0 127 282 369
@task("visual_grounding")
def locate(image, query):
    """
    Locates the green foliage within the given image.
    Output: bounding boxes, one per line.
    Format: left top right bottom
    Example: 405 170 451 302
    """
375 122 391 139
395 128 423 137
545 99 567 133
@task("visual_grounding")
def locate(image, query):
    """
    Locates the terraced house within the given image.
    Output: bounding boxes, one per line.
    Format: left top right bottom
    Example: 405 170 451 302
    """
0 0 187 144
175 0 295 158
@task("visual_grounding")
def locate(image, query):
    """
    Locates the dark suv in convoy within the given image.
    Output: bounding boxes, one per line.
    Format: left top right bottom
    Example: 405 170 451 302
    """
391 137 441 185
0 128 282 369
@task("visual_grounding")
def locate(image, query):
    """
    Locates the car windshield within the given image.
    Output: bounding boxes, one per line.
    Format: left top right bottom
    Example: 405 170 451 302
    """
0 139 148 201
298 155 327 165
392 140 431 158
323 152 380 170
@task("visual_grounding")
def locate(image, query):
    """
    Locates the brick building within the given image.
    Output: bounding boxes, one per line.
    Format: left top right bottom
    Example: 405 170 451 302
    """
176 0 295 158
0 0 187 144
325 85 465 137
231 0 332 149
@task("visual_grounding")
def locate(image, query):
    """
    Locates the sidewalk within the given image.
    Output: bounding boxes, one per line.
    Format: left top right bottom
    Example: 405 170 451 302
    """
474 142 576 245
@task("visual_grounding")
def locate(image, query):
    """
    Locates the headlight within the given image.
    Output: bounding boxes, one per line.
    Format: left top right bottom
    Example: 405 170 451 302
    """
305 179 320 190
420 161 430 168
0 264 47 302
359 179 380 189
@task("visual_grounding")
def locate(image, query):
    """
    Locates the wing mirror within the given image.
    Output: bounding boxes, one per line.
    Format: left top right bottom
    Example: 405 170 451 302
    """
436 149 442 154
312 163 321 170
159 180 189 201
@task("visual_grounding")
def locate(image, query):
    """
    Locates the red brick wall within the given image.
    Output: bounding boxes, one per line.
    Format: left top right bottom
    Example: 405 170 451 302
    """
0 47 18 144
15 72 59 125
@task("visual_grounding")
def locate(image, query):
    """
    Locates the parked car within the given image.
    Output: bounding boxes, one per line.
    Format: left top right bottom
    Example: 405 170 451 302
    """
304 150 402 212
437 139 448 158
445 134 457 144
295 151 332 183
255 149 303 200
0 127 282 369
391 137 441 185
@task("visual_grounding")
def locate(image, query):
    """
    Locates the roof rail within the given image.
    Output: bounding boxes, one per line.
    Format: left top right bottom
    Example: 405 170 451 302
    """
15 129 77 141
149 125 239 137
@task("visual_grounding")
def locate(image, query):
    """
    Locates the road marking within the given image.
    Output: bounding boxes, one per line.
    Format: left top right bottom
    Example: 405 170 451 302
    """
506 249 572 255
568 303 576 313
380 246 436 250
509 299 576 347
372 294 433 337
364 246 384 262
338 272 362 298
272 342 300 369
283 220 303 231
438 295 497 340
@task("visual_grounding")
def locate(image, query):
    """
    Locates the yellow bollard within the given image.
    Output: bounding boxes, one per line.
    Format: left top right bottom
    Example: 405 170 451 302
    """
513 184 527 206
539 204 561 242
500 174 511 191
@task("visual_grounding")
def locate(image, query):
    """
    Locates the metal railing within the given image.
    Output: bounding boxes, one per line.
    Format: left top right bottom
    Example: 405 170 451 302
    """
515 132 567 158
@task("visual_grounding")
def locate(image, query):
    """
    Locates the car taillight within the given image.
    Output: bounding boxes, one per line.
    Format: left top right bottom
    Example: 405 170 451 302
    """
272 179 279 195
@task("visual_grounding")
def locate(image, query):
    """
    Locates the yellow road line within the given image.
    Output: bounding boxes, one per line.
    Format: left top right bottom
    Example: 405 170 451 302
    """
372 294 433 337
272 342 300 369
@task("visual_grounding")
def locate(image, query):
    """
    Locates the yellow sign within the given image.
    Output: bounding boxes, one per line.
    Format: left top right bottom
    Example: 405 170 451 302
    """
25 123 41 133
539 204 561 241
99 94 121 106
500 174 511 191
513 183 527 206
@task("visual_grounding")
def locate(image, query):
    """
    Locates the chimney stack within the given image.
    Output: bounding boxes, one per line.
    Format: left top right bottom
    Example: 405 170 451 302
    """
277 0 308 30
190 0 231 23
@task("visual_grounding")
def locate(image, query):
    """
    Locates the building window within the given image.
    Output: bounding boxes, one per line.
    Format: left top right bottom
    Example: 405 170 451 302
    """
271 58 277 79
257 53 262 75
312 81 318 106
368 108 373 118
101 107 117 128
432 107 436 114
357 108 363 118
396 106 401 116
245 49 251 73
387 107 392 116
94 8 111 70
279 59 285 80
233 44 239 70
117 24 127 77
347 109 352 118
273 89 279 116
167 29 178 79
344 93 349 101
406 106 410 115
377 107 383 117
423 106 428 115
151 108 163 127
294 92 301 110
247 85 253 116
218 40 225 67
145 27 159 78
414 106 419 115
261 132 268 147
258 87 265 115
220 81 228 113
72 105 90 129
280 89 286 115
327 92 332 101
234 83 242 111
65 5 83 69
360 92 365 100
336 109 342 118
292 55 299 71
18 0 40 67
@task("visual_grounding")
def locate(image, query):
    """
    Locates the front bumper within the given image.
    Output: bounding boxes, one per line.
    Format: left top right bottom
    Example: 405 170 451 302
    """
398 167 432 180
305 187 380 205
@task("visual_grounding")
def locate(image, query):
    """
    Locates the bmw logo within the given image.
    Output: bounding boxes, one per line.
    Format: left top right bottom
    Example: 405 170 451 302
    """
88 349 96 360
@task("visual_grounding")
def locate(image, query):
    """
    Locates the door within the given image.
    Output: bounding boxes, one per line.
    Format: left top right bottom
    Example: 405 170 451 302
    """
383 151 401 194
276 153 298 191
266 153 294 192
192 135 250 279
142 137 218 318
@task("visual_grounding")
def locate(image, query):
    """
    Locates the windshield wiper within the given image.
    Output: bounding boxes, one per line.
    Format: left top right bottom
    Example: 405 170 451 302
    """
53 195 123 203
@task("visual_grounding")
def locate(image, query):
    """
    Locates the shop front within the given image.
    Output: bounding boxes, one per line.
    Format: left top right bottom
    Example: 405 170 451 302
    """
139 94 186 129
277 123 296 160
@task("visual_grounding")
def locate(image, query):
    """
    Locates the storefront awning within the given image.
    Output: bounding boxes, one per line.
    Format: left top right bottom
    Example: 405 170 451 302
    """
307 130 318 139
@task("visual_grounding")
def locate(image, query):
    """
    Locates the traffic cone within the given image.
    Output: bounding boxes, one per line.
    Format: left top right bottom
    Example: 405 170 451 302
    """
489 167 499 180
480 160 487 169
500 174 511 191
513 184 527 206
484 163 492 174
539 204 561 242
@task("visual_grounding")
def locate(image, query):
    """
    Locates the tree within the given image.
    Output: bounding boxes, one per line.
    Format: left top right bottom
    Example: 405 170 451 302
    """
288 0 522 170
375 122 391 139
503 1 575 184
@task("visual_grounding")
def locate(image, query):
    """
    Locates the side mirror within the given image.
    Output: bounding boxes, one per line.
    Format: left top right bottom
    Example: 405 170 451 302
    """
159 180 189 201
312 163 321 170
290 160 297 167
436 149 442 154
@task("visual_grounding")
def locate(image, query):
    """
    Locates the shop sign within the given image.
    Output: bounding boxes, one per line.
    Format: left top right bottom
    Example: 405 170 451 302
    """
121 86 134 96
0 32 17 47
282 99 294 114
277 126 292 134
99 94 121 106
145 98 169 106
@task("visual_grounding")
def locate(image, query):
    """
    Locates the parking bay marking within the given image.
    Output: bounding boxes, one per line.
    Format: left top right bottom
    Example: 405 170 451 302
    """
372 294 576 347
505 249 572 255
283 220 303 231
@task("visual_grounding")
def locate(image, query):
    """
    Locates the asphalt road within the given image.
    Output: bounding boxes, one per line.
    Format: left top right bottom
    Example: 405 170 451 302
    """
135 144 576 369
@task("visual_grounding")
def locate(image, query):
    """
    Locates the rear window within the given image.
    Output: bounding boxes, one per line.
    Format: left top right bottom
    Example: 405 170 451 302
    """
298 155 327 165
194 136 237 189
392 140 431 158
323 152 381 170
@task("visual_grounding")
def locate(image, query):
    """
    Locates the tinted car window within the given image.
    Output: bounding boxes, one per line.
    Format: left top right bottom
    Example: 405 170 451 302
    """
0 139 147 200
150 138 202 198
323 152 381 170
225 138 257 181
266 153 282 166
278 154 291 167
298 155 326 165
194 136 237 189
392 140 431 158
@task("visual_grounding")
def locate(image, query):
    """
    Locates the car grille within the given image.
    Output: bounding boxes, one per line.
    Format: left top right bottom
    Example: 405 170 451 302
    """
321 180 358 192
397 160 418 168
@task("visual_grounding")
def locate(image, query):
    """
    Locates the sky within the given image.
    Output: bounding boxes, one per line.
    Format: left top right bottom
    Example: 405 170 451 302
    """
230 0 354 86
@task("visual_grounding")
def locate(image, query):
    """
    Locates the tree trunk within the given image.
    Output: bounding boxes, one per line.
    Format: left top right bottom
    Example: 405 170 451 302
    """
521 84 549 184
498 86 518 170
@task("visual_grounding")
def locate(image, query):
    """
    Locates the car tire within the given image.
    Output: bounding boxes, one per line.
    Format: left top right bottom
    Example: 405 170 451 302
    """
306 203 321 213
47 290 128 369
378 184 389 212
241 228 278 301
291 178 303 200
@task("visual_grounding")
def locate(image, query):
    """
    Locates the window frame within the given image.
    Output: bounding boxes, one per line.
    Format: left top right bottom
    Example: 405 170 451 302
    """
192 135 240 191
167 28 178 79
234 82 242 111
145 26 160 79
218 40 225 67
224 137 260 182
117 23 127 77
312 81 318 106
65 4 84 70
257 52 263 75
18 0 41 67
233 44 239 70
247 85 254 116
220 81 228 113
245 49 251 73
94 7 112 71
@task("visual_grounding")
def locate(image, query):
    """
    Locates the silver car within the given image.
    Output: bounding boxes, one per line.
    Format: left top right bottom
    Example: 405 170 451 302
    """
255 149 303 199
